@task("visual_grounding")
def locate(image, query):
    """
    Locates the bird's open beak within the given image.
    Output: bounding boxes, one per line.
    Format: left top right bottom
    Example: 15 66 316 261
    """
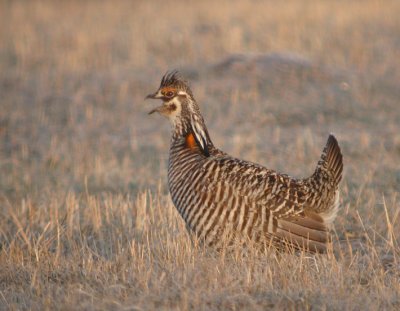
146 91 165 115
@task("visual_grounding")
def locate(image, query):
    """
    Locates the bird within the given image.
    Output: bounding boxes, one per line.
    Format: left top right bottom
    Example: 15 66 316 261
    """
146 71 343 253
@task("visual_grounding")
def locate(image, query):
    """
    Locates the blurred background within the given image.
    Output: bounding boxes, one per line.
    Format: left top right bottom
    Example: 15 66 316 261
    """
1 0 399 200
0 1 399 308
1 0 400 220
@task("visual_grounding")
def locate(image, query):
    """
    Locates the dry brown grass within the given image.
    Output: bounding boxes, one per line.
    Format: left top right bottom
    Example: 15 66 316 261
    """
0 0 399 309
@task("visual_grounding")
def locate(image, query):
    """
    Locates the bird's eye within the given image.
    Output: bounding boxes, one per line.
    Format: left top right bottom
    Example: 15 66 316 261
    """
165 91 174 98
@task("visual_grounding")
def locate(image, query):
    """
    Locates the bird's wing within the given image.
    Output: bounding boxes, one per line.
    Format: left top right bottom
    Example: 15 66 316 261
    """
198 155 329 252
202 156 308 215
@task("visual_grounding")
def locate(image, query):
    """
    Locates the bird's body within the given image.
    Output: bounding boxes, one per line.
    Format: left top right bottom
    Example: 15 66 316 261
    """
147 72 343 252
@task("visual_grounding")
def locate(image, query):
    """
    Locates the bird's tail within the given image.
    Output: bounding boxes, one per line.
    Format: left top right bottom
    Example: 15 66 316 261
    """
307 134 343 224
272 135 343 253
317 134 343 186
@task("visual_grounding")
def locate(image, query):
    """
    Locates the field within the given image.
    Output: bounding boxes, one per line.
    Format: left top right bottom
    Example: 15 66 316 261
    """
1 0 399 309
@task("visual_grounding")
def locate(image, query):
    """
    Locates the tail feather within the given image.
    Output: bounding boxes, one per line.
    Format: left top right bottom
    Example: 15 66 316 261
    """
275 134 344 253
321 134 343 186
307 134 343 225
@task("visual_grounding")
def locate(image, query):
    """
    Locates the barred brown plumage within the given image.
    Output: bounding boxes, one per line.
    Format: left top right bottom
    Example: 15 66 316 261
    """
146 71 343 253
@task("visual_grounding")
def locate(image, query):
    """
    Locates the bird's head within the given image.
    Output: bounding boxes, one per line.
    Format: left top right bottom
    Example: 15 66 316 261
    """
146 71 212 155
146 71 195 124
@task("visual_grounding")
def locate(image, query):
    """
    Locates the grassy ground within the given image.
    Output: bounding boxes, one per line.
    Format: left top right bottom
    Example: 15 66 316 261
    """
0 0 399 309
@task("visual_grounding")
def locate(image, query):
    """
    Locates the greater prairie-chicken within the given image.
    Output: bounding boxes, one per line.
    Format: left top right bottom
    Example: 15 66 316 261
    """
146 71 343 252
